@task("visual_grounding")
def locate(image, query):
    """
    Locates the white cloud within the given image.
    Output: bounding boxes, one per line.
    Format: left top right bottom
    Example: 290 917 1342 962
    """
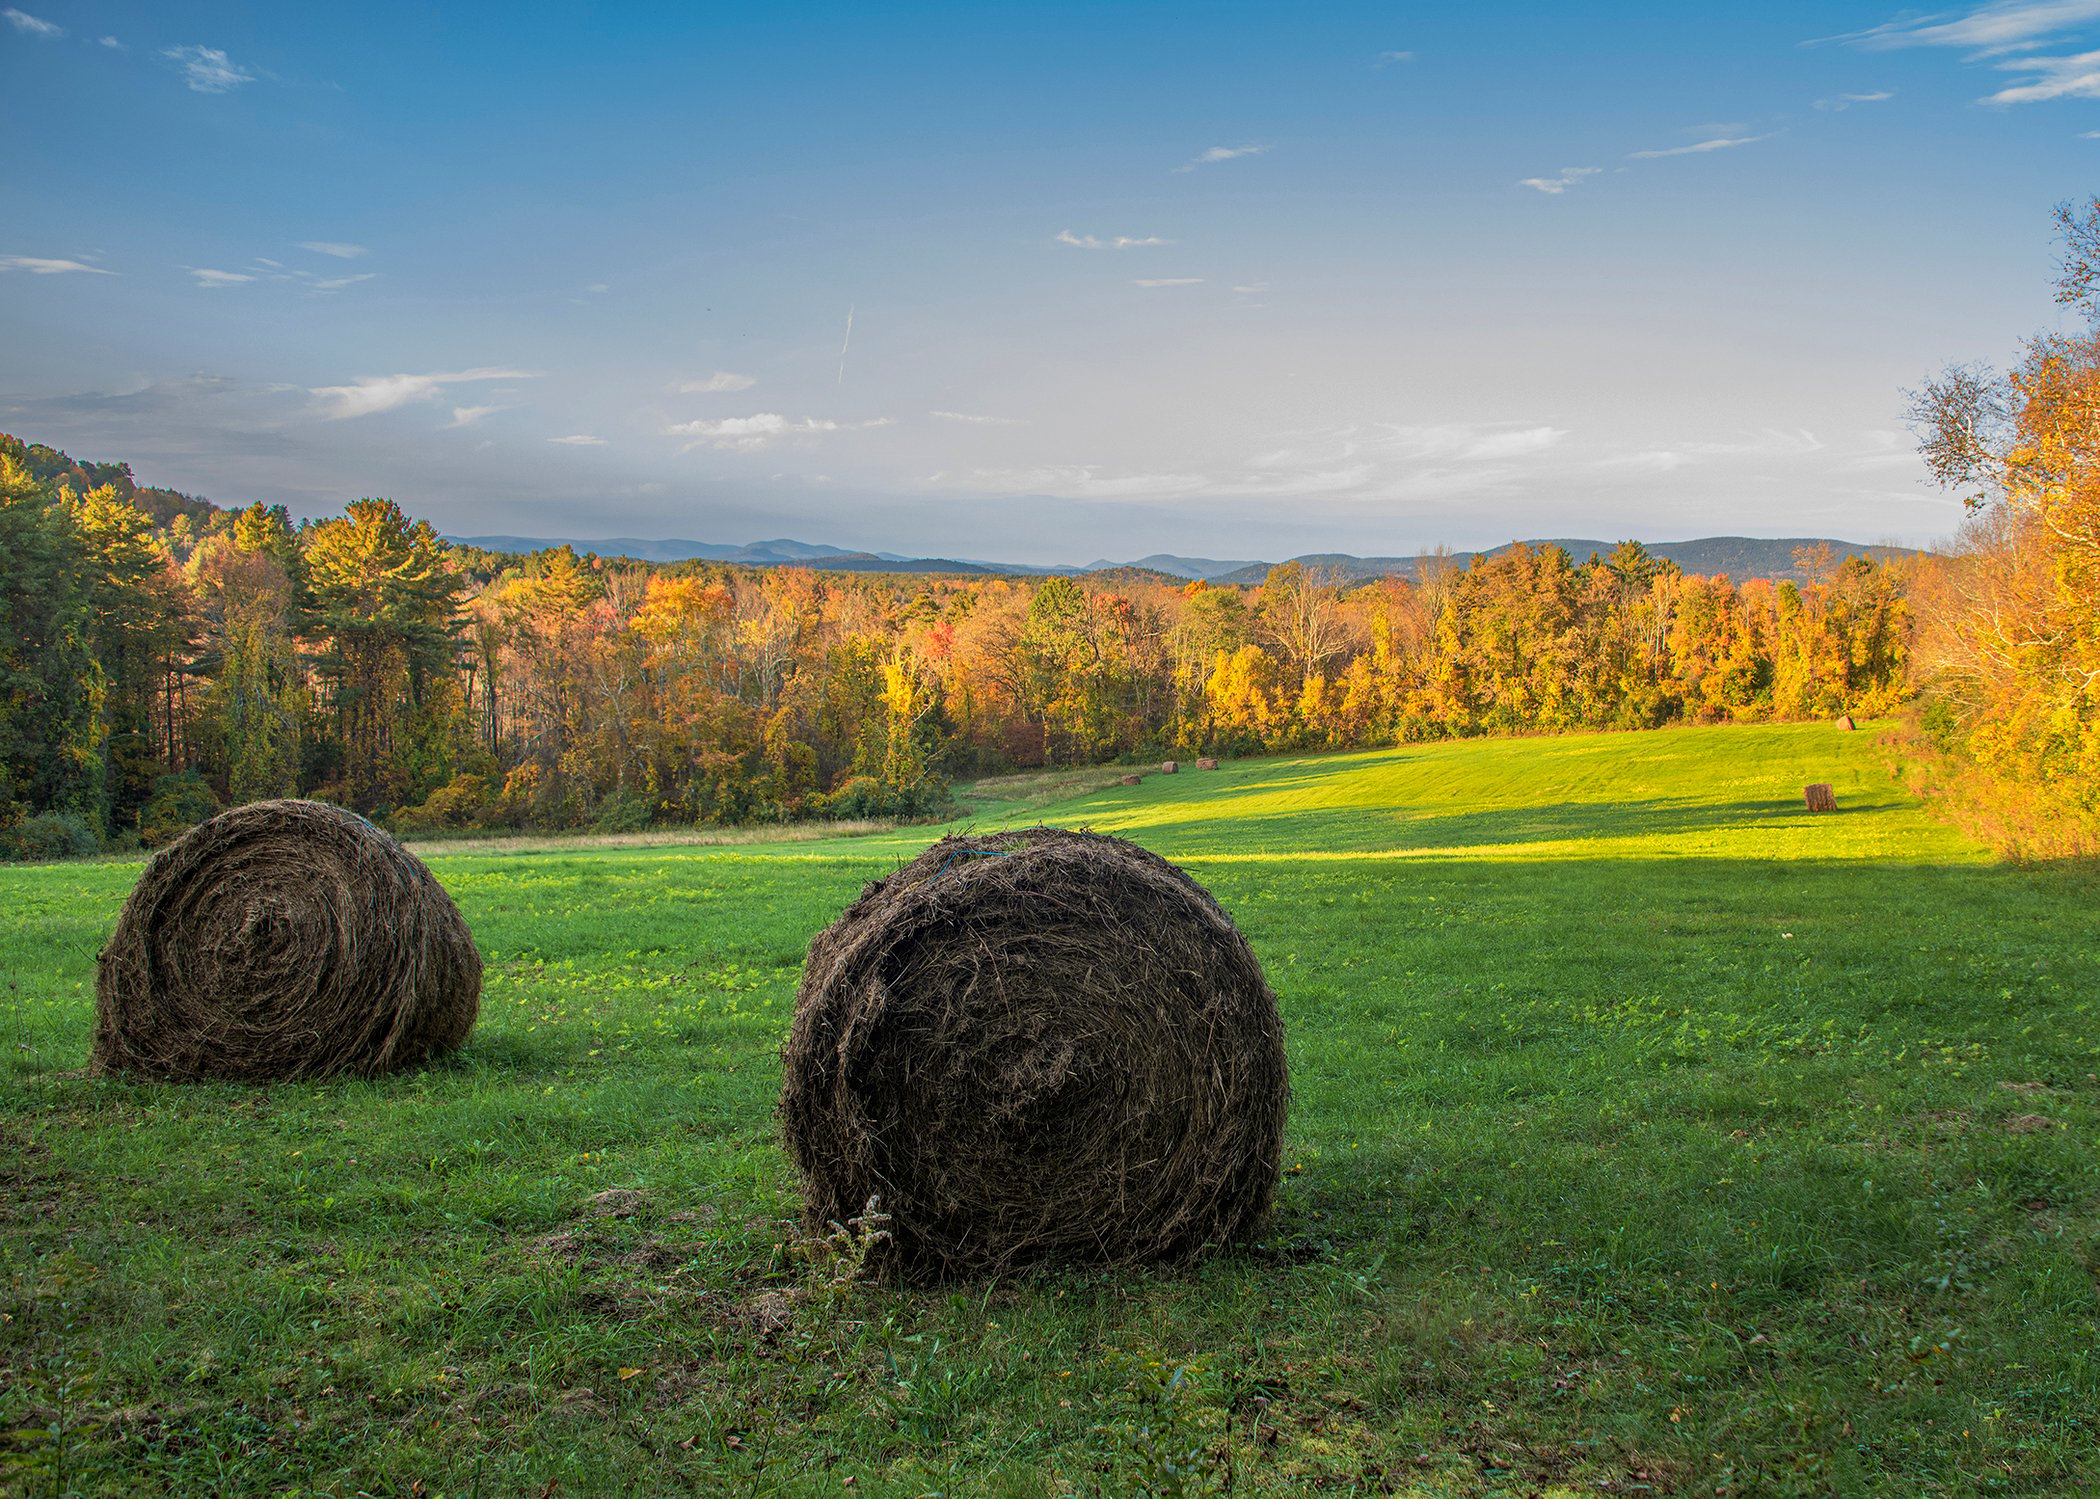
1133 277 1204 287
188 268 255 287
667 413 889 452
1375 49 1414 64
1985 46 2100 101
677 371 758 393
668 412 841 451
1836 0 2100 54
98 34 119 47
585 282 608 293
1055 230 1170 250
1628 134 1770 158
1233 282 1269 293
297 241 368 259
1518 166 1601 194
309 366 544 420
164 44 255 93
446 405 503 428
548 434 606 446
0 255 113 275
4 9 62 37
309 272 376 291
1174 144 1268 172
931 409 1023 425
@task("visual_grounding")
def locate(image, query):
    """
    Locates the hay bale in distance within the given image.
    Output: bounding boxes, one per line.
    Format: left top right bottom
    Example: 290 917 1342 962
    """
1120 773 1143 786
781 826 1288 1281
1804 783 1837 813
1196 756 1219 771
93 799 482 1082
1836 714 1856 731
1161 759 1178 774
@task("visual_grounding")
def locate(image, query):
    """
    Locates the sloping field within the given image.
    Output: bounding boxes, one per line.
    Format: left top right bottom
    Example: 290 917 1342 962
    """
2 723 2094 1496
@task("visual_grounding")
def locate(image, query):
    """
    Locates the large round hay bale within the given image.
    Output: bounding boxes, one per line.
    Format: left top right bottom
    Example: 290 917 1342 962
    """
781 826 1287 1281
93 799 482 1082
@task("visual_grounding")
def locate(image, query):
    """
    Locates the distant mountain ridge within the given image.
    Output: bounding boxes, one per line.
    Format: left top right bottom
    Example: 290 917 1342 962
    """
447 533 1916 583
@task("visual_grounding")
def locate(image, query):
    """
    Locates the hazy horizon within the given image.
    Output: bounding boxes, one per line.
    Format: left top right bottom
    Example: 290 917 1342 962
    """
7 1 2097 563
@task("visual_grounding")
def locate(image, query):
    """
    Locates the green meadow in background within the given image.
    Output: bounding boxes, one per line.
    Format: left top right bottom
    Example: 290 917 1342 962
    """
2 723 2095 1496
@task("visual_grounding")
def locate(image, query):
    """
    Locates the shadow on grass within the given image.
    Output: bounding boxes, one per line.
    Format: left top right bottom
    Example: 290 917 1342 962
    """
1117 790 1914 855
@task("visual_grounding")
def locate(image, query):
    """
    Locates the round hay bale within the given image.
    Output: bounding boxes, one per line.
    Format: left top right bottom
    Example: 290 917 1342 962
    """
781 827 1287 1281
1119 773 1143 786
1836 713 1857 731
1161 759 1179 774
93 799 482 1082
1195 757 1219 771
1804 783 1837 813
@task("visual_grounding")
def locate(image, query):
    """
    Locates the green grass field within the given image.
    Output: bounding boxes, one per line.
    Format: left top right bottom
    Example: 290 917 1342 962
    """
3 723 2096 1497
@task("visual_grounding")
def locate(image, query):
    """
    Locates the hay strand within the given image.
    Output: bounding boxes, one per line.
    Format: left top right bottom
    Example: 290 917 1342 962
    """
781 826 1287 1282
93 799 482 1082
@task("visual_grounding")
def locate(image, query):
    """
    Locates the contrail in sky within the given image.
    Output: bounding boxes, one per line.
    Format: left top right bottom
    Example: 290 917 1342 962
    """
836 304 854 385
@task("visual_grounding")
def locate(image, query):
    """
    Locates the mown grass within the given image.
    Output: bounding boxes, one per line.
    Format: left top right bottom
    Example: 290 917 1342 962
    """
2 722 2095 1497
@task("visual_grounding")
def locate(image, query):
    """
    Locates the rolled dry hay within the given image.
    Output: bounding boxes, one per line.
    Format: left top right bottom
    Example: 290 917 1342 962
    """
1120 773 1143 786
93 799 482 1082
1804 783 1837 813
1195 757 1219 770
781 827 1288 1281
1161 760 1178 774
1836 714 1856 731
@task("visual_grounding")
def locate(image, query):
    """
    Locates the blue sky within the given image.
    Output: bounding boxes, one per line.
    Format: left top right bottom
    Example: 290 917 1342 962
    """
3 1 2097 562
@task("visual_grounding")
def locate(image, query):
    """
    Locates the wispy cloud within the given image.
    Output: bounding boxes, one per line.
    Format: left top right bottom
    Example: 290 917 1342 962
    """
1601 428 1826 474
309 367 544 420
1833 0 2100 54
1628 133 1770 158
164 44 255 93
1828 1 2100 102
548 434 606 446
297 241 368 259
0 255 114 275
1985 46 2100 100
677 371 757 393
948 420 1575 507
97 33 119 48
1174 144 1268 172
1055 230 1170 250
931 409 1023 425
4 8 62 37
1375 49 1415 65
1518 166 1601 194
445 405 504 428
1133 277 1204 287
184 255 376 293
1815 89 1895 108
1233 281 1269 294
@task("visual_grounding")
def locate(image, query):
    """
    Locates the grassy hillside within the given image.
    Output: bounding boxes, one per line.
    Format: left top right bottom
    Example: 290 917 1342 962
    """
2 724 2095 1496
